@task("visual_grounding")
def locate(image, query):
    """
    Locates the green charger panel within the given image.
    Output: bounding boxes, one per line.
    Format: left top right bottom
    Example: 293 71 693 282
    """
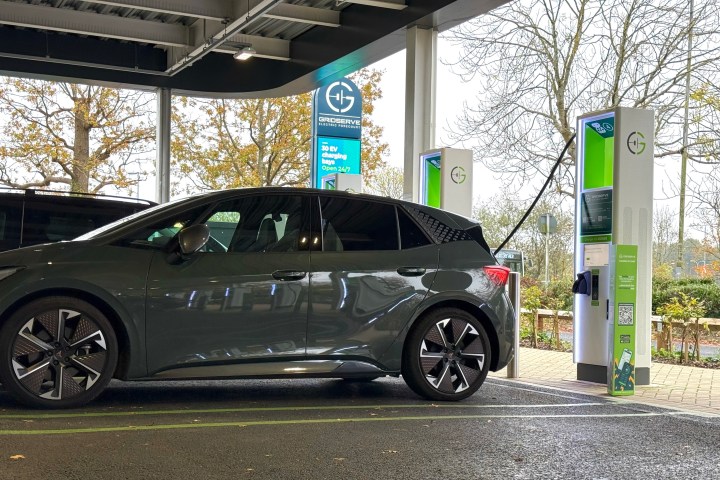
583 115 615 190
608 244 638 396
423 153 441 208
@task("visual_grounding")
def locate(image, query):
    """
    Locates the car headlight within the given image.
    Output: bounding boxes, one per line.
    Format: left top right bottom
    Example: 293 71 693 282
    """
0 267 24 282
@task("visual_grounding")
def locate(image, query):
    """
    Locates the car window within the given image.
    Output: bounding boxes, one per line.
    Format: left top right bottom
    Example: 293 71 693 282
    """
17 199 141 247
203 195 307 253
397 207 432 249
76 196 191 241
319 196 399 252
0 203 22 251
118 205 209 249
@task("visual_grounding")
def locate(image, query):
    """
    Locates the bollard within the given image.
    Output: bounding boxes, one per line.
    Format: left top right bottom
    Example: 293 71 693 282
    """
507 272 521 378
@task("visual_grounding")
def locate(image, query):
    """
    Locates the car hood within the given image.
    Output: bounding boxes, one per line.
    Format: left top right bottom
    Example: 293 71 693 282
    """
0 241 88 267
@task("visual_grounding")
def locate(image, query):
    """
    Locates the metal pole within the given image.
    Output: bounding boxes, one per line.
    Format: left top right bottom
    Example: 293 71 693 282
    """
507 272 521 378
402 26 437 203
545 213 550 287
677 0 694 278
156 87 171 204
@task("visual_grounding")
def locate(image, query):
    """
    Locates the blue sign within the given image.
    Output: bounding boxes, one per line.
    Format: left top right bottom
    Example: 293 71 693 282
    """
314 79 362 139
315 136 361 188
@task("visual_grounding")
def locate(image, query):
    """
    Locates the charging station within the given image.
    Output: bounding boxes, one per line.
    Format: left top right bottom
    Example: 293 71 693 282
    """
321 172 363 192
418 148 473 217
573 107 653 391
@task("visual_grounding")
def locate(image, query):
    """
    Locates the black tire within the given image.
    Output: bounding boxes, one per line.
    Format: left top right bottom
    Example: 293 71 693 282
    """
0 296 118 408
402 307 491 401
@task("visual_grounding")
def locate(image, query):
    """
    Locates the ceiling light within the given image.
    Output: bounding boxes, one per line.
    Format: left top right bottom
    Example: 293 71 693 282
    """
234 46 256 61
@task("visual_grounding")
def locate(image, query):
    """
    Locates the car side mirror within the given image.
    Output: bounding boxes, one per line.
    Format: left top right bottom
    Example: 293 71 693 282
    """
177 224 210 255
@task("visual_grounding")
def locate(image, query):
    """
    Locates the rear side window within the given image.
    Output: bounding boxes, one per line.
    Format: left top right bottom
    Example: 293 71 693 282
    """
21 200 138 247
0 202 22 251
320 196 398 252
397 207 432 249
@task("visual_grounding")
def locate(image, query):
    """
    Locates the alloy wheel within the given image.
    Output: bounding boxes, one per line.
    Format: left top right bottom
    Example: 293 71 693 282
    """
10 308 109 401
419 317 485 394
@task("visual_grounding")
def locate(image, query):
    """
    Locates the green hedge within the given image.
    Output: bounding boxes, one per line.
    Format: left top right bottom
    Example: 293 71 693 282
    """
652 278 720 318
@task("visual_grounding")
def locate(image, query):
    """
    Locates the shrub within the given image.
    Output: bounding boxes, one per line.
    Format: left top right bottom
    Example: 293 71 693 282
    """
652 278 720 318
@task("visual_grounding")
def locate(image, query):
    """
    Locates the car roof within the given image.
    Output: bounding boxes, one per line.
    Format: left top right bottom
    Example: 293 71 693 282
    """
78 186 480 244
185 187 479 230
0 187 156 207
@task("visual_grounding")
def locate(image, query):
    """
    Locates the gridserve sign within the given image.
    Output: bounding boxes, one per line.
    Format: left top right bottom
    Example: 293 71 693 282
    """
311 78 362 187
315 79 362 138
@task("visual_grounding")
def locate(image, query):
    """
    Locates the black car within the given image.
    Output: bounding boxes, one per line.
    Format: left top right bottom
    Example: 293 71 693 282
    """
0 187 515 408
0 188 156 252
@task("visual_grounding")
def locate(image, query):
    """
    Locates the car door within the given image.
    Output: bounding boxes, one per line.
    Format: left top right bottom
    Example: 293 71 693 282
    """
145 193 311 375
307 195 438 363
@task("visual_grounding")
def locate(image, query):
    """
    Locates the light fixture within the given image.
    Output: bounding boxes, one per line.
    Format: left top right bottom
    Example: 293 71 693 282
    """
233 46 256 61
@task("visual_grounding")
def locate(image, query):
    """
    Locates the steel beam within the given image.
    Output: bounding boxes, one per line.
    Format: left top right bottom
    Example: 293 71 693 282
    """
264 4 340 27
77 0 231 21
0 1 189 47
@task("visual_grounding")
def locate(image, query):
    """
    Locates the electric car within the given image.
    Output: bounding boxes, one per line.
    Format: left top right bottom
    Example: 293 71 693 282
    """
0 188 514 408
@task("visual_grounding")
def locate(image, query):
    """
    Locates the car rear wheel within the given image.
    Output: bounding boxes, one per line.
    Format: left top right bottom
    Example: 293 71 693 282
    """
0 297 118 408
402 308 490 401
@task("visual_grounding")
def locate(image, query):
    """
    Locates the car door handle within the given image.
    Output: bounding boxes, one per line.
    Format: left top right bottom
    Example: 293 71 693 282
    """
272 270 307 281
397 267 426 277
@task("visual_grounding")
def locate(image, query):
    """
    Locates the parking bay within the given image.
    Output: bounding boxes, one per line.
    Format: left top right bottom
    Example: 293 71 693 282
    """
0 378 718 479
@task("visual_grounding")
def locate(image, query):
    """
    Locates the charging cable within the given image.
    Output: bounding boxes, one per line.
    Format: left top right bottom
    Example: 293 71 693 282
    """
493 133 577 255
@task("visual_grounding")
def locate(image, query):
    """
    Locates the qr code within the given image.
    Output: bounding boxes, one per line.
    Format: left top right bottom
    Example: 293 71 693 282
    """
618 303 634 326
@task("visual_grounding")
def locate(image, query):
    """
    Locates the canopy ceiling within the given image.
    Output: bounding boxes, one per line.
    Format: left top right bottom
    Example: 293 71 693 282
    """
0 0 504 96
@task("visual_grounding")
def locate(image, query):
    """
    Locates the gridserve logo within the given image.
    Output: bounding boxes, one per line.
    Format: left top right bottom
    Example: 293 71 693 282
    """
626 131 646 155
325 81 355 113
315 78 362 139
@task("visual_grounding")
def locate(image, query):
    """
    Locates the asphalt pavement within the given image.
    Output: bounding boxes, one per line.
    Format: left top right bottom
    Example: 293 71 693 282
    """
1 377 718 480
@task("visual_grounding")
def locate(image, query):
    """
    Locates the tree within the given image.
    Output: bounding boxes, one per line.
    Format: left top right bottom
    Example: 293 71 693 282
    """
689 171 720 264
365 163 404 199
445 0 720 198
473 194 575 282
0 78 155 193
657 292 706 362
171 69 388 194
653 205 678 268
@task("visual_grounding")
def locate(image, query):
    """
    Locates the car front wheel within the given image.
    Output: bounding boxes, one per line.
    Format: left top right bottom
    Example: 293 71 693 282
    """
0 297 118 408
402 308 490 401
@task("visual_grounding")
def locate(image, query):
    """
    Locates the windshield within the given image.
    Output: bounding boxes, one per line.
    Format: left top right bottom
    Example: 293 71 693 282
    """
75 196 194 241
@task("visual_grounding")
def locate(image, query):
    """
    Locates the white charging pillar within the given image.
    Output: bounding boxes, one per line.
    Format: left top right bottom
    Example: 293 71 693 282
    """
321 173 363 193
574 107 653 385
418 148 473 217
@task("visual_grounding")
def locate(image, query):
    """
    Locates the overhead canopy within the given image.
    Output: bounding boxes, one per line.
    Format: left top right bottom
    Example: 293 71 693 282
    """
0 0 503 97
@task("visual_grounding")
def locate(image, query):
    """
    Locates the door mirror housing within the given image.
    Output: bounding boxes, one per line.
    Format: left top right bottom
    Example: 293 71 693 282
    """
177 224 210 255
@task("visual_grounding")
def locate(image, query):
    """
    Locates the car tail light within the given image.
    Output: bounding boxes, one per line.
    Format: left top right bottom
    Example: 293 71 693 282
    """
483 265 511 287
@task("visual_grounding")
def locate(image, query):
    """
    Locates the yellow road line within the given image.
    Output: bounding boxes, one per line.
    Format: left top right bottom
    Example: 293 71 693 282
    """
0 411 682 436
0 402 606 420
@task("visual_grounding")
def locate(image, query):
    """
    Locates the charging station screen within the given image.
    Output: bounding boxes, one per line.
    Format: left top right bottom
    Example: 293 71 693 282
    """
581 188 612 238
581 113 615 190
422 153 441 208
314 137 361 188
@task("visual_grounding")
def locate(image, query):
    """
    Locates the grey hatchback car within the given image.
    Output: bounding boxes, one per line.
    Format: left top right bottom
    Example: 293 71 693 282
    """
0 188 515 408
